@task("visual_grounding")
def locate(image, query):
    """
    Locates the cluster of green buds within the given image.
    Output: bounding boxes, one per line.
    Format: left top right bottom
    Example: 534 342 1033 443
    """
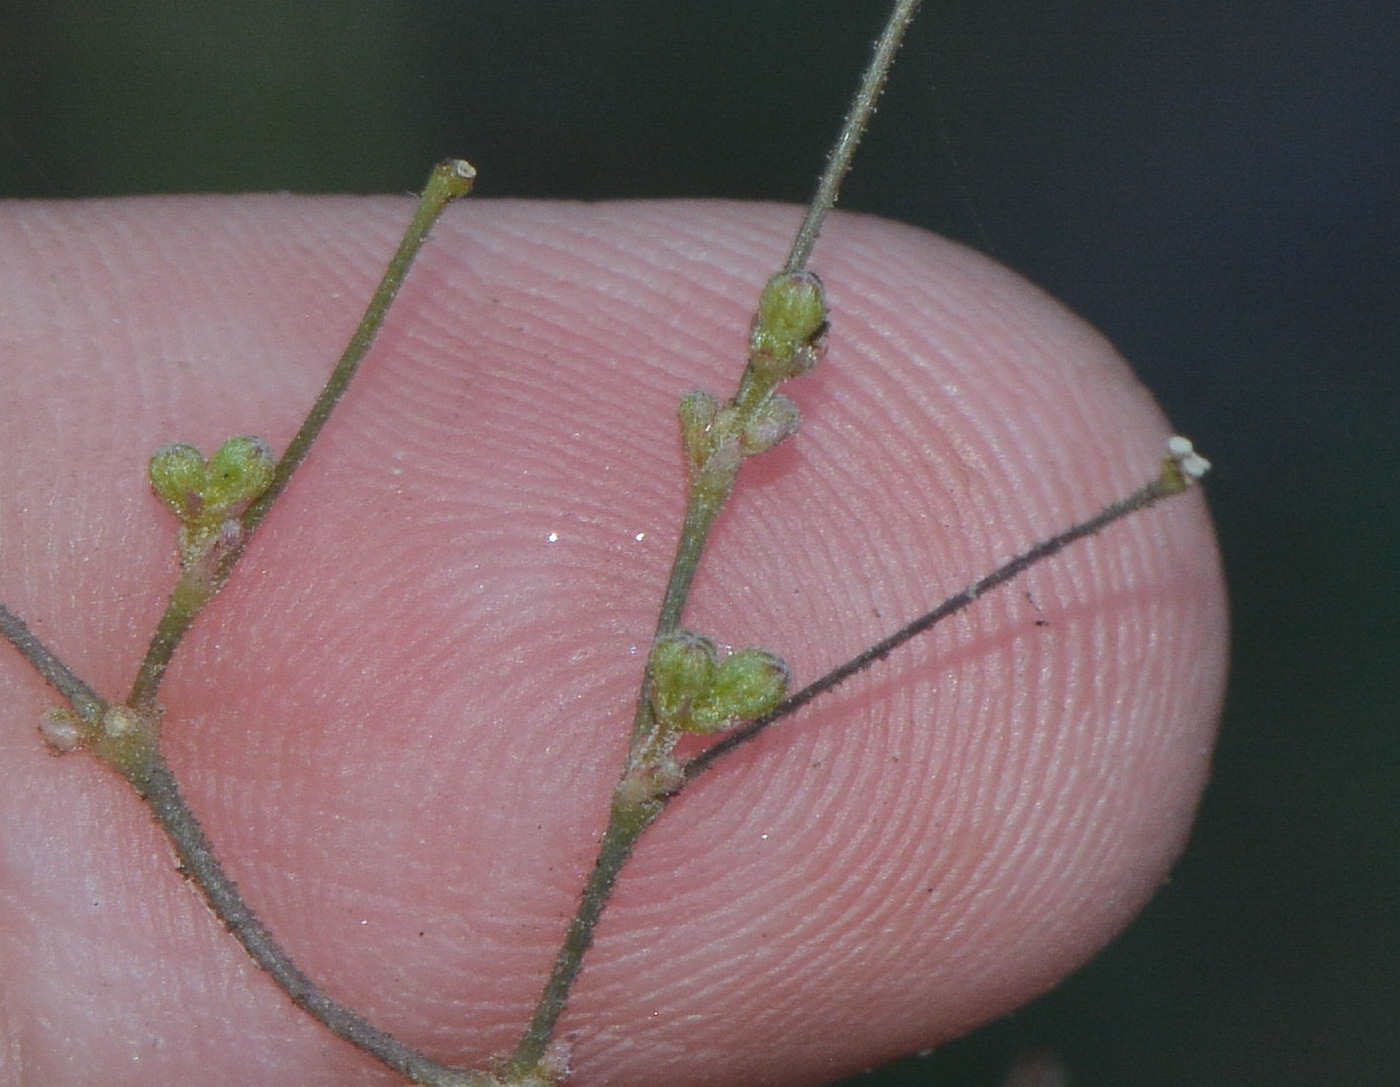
148 436 276 567
678 271 827 477
648 629 789 736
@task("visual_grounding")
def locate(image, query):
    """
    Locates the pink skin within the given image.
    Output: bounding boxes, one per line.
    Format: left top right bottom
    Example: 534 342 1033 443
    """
0 198 1227 1087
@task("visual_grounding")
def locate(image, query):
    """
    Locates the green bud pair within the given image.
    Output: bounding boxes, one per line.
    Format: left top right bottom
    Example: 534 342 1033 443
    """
149 436 276 562
649 629 789 734
150 436 275 525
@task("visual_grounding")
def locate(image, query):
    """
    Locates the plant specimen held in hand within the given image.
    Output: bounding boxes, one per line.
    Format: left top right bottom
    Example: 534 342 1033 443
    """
0 2 1227 1084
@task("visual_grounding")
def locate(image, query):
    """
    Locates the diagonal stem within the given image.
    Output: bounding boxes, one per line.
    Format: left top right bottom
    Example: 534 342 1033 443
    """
136 752 491 1087
684 461 1197 781
0 602 105 723
785 0 924 273
127 160 477 712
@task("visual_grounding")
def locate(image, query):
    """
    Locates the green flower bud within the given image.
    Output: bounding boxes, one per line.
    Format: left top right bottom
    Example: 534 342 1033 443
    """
648 630 719 729
691 648 790 731
149 436 275 527
204 436 276 512
678 389 720 467
149 442 210 521
749 271 828 381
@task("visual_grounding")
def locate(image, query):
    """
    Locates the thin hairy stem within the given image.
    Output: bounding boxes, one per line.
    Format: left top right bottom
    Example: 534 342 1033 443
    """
0 602 105 724
127 160 476 711
242 159 477 538
654 477 734 640
505 796 662 1078
136 753 490 1087
785 0 924 273
683 456 1201 780
629 0 924 717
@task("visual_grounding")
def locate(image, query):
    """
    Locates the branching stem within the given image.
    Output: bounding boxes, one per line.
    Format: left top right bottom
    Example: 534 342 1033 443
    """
127 159 476 712
1 162 485 1087
0 4 1213 1084
506 2 934 1075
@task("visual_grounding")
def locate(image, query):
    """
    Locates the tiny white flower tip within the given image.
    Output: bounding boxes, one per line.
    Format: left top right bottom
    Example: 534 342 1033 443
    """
1167 435 1211 479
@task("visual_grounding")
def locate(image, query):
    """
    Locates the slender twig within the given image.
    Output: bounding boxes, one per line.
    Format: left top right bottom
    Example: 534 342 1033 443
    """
785 0 924 273
127 160 476 712
0 3 1209 1081
0 161 488 1087
647 0 925 655
137 753 490 1087
0 602 105 723
684 456 1202 781
504 797 661 1078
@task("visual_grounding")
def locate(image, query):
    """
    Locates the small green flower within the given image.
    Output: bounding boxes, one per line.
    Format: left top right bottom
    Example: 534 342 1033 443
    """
149 435 275 565
649 630 719 730
148 442 211 522
692 648 789 731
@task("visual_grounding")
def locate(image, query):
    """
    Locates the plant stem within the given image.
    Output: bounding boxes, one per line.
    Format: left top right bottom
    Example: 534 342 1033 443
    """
507 450 1202 1083
683 457 1201 781
649 0 924 658
0 602 105 724
127 159 476 712
653 470 734 640
135 751 491 1087
785 0 924 273
504 794 663 1079
507 3 932 1067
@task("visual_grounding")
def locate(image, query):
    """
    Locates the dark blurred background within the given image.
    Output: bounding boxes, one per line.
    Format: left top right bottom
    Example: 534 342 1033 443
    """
2 2 1396 1084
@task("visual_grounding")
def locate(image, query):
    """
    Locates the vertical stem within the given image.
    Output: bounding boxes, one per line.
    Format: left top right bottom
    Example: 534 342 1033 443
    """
653 474 735 639
504 4 931 1069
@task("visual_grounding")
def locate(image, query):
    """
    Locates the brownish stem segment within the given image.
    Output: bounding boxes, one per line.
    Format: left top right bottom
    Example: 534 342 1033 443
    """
0 602 104 724
504 794 663 1080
